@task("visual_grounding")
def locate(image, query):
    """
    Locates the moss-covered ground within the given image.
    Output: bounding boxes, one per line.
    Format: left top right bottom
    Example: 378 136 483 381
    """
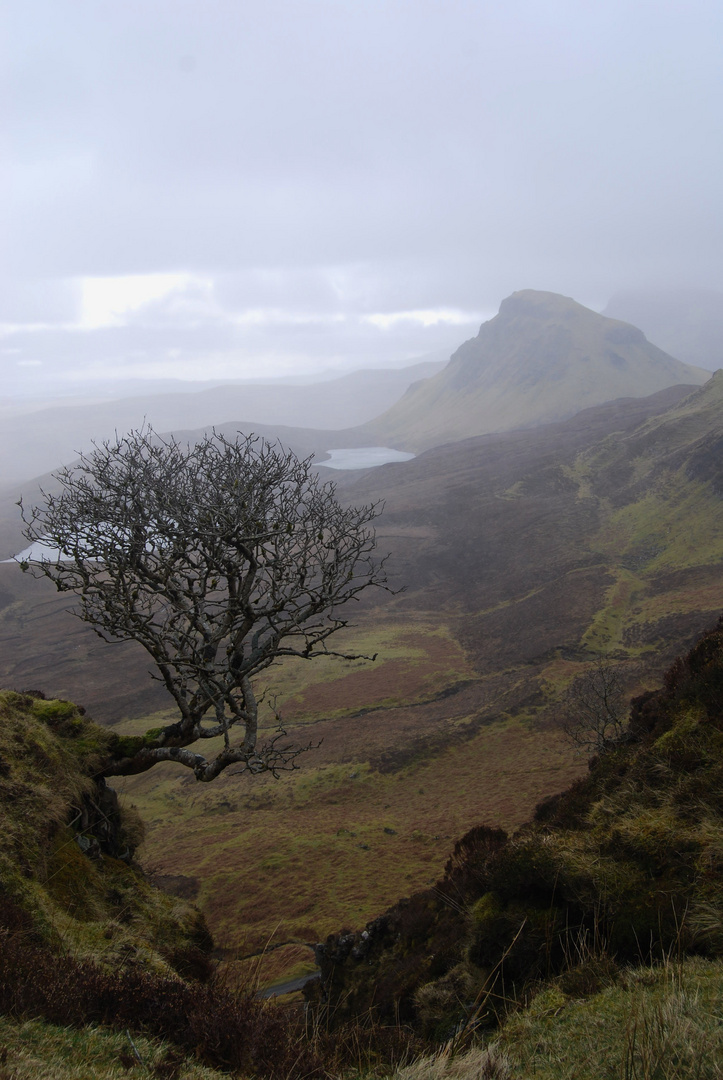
0 690 210 975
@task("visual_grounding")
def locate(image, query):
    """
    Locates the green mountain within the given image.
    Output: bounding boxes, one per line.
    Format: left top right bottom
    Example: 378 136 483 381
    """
363 289 710 451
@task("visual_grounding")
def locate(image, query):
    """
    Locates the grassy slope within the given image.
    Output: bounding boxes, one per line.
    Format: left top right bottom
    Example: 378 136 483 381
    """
3 686 722 1078
312 616 723 1061
0 692 331 1080
2 389 723 1070
499 958 723 1080
0 690 209 974
1 378 721 988
0 1017 227 1080
396 958 723 1080
120 714 580 959
0 691 241 1079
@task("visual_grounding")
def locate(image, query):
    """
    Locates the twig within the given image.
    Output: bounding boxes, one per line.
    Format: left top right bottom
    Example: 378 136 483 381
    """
125 1029 148 1071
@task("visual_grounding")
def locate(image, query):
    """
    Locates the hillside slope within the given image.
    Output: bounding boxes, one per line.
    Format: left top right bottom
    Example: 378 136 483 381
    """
0 689 210 975
0 690 327 1079
113 377 723 965
312 619 723 1034
363 290 710 451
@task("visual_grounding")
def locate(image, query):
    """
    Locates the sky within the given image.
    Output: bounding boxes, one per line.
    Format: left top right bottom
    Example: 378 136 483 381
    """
2 0 722 398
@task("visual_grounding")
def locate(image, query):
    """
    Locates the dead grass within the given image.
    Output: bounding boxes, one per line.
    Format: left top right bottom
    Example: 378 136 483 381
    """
119 717 584 961
394 1044 512 1080
383 958 723 1080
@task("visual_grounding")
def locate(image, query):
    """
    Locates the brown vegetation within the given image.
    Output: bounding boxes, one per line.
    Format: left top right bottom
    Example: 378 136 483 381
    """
0 895 323 1079
311 618 723 1038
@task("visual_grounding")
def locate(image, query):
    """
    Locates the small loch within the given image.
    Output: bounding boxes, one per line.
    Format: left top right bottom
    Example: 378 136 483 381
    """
321 446 415 470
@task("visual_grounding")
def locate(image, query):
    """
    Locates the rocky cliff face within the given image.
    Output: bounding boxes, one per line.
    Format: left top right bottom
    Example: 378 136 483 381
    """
364 290 710 451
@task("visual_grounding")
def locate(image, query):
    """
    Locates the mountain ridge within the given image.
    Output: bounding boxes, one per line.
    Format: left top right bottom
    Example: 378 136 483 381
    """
604 287 723 371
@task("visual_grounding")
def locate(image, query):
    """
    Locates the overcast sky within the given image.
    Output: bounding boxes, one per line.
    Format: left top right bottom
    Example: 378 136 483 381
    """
3 0 722 397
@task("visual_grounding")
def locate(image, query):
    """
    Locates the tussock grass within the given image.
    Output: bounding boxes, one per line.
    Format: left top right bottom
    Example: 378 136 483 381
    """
0 1016 226 1080
387 958 723 1080
394 1043 512 1080
499 957 723 1079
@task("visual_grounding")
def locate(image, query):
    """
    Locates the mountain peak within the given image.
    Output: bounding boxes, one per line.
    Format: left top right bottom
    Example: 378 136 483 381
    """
497 288 583 320
495 289 645 340
364 290 710 451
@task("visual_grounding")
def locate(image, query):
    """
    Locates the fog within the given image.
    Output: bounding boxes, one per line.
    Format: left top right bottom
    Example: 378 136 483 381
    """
3 0 722 402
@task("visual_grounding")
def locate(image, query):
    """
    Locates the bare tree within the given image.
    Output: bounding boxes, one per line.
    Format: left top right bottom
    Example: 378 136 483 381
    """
560 655 632 754
19 427 389 782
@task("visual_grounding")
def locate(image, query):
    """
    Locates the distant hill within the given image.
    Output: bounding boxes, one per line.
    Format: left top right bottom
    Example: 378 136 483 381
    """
0 358 446 486
362 290 710 451
604 287 723 372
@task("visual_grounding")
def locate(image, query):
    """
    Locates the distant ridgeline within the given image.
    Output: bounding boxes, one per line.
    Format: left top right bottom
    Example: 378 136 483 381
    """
310 618 723 1037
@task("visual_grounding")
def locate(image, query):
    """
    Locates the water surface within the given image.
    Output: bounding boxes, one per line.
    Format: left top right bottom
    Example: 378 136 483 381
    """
322 446 415 470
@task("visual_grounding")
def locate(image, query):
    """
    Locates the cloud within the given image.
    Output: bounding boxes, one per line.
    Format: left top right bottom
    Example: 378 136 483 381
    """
1 0 721 390
78 273 207 329
0 277 80 325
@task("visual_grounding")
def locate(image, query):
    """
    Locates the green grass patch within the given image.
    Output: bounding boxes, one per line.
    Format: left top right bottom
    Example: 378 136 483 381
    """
581 569 644 652
0 1015 227 1079
498 957 723 1079
599 473 723 575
